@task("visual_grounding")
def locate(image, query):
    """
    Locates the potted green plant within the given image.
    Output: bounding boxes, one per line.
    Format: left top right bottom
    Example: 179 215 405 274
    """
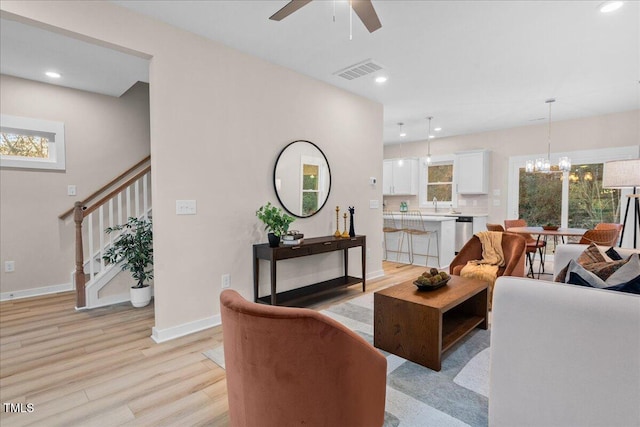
256 202 295 247
103 217 154 307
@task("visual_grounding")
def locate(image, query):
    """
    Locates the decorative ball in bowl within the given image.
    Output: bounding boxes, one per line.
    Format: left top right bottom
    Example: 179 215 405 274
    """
414 268 451 291
542 225 559 231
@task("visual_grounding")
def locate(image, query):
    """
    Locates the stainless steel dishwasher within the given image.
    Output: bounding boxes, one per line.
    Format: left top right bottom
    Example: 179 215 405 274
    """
455 216 474 253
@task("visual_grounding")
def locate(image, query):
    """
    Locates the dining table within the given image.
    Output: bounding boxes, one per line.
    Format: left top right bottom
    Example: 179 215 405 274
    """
505 226 588 278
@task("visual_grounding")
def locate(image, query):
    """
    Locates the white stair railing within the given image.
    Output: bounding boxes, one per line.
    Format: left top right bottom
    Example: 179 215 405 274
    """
71 164 151 308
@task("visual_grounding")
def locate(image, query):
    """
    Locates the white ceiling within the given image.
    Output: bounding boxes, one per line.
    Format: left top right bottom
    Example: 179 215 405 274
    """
0 18 149 97
2 1 638 144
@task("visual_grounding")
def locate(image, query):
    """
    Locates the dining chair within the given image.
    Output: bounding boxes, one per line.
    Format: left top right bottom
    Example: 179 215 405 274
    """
594 223 623 245
383 210 404 261
402 210 440 267
486 223 505 232
578 228 621 247
504 219 546 278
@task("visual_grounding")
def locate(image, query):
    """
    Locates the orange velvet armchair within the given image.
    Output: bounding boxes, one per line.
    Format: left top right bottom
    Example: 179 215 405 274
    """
449 232 527 278
220 290 387 427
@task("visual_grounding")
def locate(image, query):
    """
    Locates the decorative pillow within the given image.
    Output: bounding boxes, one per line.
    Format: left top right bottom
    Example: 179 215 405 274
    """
567 272 640 295
564 260 607 288
563 254 640 294
555 243 610 282
605 246 623 261
576 243 608 265
605 254 640 286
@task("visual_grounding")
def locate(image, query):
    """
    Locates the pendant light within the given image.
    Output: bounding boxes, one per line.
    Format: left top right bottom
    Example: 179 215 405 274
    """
398 122 405 166
426 116 433 164
525 99 571 173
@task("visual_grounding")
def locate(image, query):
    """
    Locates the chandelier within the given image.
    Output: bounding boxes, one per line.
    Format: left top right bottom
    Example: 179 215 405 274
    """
525 99 571 173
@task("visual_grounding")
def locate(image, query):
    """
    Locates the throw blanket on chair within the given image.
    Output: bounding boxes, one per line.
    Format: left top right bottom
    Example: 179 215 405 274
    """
460 231 505 308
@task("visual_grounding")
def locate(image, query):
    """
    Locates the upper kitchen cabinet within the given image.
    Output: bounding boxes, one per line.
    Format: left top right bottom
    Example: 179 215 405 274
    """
383 158 418 195
455 150 490 194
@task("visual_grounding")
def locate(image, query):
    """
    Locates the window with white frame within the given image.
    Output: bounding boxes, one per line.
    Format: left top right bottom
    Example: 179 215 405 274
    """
419 155 457 208
508 146 638 228
0 114 65 170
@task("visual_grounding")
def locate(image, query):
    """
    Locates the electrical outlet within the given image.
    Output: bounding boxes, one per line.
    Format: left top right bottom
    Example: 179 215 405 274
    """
221 274 230 289
5 261 15 273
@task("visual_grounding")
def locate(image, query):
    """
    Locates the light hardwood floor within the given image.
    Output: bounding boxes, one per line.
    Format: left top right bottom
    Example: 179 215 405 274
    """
0 262 426 426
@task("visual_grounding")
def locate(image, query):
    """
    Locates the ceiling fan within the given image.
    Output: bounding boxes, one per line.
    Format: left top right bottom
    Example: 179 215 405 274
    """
269 0 382 33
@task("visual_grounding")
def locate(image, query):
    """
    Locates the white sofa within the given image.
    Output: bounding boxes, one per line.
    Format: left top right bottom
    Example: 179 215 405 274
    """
489 276 640 427
553 243 640 280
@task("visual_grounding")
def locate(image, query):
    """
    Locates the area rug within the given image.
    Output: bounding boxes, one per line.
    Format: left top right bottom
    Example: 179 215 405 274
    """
204 292 490 427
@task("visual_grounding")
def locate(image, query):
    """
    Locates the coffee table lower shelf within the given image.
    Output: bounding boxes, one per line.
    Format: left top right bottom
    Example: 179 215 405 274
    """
442 314 485 352
256 276 363 307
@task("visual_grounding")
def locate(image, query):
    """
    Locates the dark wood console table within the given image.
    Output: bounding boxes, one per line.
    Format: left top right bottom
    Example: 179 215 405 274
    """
253 235 366 306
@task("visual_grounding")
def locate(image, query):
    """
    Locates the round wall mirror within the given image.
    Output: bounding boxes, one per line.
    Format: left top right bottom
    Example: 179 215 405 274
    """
274 140 331 218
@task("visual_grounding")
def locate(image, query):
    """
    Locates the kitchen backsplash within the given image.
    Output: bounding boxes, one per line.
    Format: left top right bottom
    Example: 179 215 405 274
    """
383 194 489 214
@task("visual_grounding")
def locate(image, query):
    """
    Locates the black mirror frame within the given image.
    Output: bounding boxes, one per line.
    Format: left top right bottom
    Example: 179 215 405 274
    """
273 140 332 218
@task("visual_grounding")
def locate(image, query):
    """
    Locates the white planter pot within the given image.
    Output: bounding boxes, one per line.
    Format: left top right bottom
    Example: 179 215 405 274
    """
130 285 152 308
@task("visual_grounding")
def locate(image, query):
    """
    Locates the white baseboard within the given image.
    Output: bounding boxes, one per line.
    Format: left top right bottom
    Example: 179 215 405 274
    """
367 269 385 281
1 282 73 302
75 293 134 310
151 314 221 343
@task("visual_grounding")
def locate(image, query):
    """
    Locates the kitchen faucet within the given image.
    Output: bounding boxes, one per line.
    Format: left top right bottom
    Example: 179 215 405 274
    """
433 197 438 212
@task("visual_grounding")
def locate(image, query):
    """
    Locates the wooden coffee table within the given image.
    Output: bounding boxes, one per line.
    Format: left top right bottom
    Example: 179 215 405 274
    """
373 275 488 371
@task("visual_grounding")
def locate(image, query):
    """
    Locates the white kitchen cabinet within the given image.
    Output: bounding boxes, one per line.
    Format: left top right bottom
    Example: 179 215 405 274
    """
383 158 418 195
456 150 490 194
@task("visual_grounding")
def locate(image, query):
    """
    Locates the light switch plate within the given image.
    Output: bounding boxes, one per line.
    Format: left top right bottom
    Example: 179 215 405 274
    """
176 200 197 215
369 200 379 209
67 185 77 196
493 199 501 206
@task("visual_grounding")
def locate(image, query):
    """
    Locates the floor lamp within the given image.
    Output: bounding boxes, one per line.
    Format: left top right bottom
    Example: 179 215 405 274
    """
603 159 640 248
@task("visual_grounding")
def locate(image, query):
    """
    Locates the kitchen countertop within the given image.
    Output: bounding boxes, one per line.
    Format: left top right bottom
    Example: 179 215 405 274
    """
384 212 456 221
385 211 487 218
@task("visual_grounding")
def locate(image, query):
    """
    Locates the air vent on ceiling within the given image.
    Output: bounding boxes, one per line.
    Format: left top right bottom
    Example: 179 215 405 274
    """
333 59 384 80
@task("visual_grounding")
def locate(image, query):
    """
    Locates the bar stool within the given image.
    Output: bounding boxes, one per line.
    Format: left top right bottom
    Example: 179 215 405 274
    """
383 210 404 261
402 210 440 267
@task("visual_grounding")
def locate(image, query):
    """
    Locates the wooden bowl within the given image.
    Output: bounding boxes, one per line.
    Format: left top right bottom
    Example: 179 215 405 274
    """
542 225 559 231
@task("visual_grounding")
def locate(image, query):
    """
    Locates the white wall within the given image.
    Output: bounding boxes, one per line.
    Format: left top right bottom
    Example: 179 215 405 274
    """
0 75 150 298
384 109 640 223
0 1 384 340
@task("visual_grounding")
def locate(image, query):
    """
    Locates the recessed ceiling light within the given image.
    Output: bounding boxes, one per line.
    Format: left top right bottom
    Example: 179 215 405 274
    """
428 135 435 139
434 127 442 132
599 1 624 13
45 71 61 78
375 76 388 83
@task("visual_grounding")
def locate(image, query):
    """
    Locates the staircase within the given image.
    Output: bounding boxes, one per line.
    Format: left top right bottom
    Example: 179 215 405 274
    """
60 156 151 309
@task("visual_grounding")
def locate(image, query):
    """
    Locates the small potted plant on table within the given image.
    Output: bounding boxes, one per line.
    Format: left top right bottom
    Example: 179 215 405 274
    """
103 217 154 307
256 202 295 247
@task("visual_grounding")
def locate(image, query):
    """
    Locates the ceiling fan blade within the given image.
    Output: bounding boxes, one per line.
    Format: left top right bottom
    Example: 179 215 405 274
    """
351 0 382 33
269 0 313 21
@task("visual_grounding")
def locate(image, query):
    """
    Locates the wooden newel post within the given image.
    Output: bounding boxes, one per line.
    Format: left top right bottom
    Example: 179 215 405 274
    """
74 201 86 308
